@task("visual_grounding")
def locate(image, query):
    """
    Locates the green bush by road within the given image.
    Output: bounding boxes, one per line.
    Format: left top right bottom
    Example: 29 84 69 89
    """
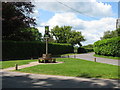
94 36 120 57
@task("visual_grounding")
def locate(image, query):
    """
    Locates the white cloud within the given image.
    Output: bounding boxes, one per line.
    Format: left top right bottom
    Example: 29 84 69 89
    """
33 0 113 17
31 0 116 45
36 27 45 36
41 13 116 45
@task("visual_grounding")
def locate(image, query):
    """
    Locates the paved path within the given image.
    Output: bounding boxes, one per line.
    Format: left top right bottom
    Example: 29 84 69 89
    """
63 52 120 66
1 71 120 88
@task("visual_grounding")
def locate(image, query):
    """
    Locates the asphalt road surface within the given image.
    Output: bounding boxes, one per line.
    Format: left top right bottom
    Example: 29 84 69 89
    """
1 71 120 88
63 52 119 66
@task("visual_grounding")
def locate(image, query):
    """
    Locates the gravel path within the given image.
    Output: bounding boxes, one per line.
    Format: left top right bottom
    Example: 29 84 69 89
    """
1 71 119 88
63 52 120 66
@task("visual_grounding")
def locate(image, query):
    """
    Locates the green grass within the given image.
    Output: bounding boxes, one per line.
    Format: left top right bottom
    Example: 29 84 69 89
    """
61 53 78 56
61 52 94 56
52 53 78 57
94 54 120 60
1 59 37 69
17 58 119 79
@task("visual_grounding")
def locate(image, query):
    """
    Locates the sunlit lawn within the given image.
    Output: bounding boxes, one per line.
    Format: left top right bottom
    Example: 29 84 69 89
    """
1 59 37 69
94 54 120 60
16 58 119 79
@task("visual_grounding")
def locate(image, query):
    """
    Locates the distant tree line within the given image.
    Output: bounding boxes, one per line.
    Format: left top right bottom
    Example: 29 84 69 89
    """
100 28 120 40
2 2 42 41
93 27 120 57
51 25 86 46
2 2 86 47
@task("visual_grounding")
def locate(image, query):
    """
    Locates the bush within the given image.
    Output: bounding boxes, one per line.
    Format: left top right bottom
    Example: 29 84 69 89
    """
77 48 93 53
93 36 120 57
77 47 86 53
85 48 94 52
2 41 74 60
77 44 94 53
82 44 93 49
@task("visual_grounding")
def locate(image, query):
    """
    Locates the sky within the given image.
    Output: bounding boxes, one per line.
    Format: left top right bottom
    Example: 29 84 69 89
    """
31 0 119 46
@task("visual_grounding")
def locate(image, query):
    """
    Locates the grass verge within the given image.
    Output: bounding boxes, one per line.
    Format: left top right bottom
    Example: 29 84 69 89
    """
94 54 120 60
1 59 37 69
16 58 119 79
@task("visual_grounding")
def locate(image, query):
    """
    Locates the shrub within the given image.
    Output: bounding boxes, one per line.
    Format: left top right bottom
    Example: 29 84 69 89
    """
2 41 74 60
77 47 86 53
93 36 120 57
85 48 94 52
77 44 94 53
82 44 93 49
77 48 93 53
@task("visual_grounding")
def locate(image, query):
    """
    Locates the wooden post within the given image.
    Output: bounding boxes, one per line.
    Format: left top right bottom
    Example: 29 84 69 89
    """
94 58 96 62
74 55 76 58
15 64 18 70
68 55 69 58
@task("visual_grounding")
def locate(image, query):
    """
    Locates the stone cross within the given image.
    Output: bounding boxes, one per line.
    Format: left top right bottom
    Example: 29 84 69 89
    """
44 26 50 54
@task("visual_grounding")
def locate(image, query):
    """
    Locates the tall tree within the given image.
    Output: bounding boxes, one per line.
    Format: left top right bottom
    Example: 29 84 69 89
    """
116 28 120 36
14 27 42 41
51 26 71 43
67 30 86 46
51 25 85 46
2 2 36 40
100 29 119 40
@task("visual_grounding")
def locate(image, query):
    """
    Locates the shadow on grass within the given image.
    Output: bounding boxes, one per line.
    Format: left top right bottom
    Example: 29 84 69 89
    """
76 73 92 78
2 72 119 88
76 73 102 78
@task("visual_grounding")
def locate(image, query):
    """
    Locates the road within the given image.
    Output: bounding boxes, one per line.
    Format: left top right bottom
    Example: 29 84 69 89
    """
1 52 120 88
1 71 119 88
63 52 119 66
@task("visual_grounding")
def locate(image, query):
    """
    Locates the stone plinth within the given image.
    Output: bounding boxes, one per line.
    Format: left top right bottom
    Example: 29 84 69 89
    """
42 54 51 59
38 54 56 63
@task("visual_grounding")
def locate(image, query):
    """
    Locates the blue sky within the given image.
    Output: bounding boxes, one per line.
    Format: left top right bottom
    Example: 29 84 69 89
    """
32 0 119 45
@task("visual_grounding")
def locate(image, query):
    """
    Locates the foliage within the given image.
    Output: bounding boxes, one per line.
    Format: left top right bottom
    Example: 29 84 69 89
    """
77 44 94 53
2 41 74 60
116 28 120 36
77 47 86 53
51 25 85 46
94 36 120 57
82 44 93 49
2 2 36 40
94 54 120 60
13 27 42 41
19 58 119 79
100 28 120 40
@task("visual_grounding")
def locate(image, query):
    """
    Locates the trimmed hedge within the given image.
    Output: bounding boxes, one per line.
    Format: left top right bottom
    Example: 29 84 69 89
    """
77 47 93 53
77 47 86 53
93 36 120 57
85 48 94 52
2 41 74 60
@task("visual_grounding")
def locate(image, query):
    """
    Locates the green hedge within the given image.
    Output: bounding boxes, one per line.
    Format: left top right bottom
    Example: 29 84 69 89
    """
77 47 93 53
85 48 94 52
77 47 86 53
2 41 74 60
93 36 120 57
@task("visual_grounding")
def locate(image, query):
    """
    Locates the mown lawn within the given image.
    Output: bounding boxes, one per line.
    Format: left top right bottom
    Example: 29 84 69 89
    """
94 54 120 60
1 59 37 69
17 58 119 79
